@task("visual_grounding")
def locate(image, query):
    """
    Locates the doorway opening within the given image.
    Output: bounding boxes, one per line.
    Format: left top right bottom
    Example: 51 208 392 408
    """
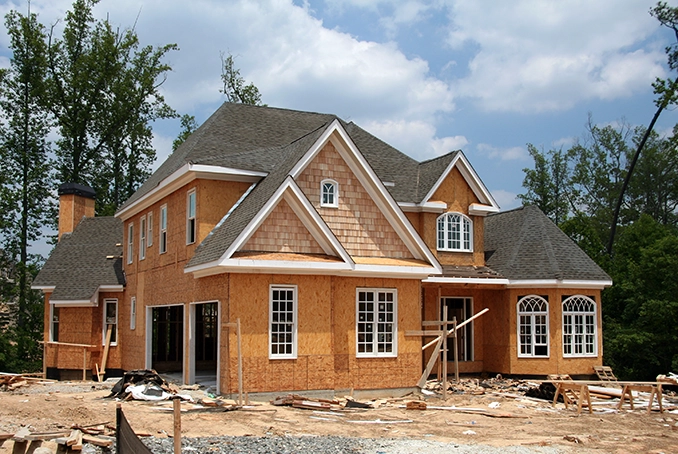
151 305 184 374
440 297 473 362
189 302 218 388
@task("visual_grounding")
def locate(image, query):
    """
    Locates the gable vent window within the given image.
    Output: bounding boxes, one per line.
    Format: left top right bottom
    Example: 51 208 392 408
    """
320 179 338 208
437 212 473 252
127 223 134 264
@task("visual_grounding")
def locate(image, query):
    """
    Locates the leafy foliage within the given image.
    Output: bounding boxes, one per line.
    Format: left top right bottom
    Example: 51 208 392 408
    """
172 114 199 151
220 52 263 105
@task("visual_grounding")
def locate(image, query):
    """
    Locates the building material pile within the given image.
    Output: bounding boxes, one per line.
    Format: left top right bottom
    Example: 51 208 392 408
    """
106 369 191 402
0 372 50 391
2 422 115 453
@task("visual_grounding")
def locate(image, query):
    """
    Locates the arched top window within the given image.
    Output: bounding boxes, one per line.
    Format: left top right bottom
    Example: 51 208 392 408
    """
320 179 338 208
437 212 473 252
517 295 549 357
562 295 597 357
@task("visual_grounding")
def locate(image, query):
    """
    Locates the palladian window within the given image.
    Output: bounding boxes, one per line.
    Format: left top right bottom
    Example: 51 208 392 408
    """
437 213 472 252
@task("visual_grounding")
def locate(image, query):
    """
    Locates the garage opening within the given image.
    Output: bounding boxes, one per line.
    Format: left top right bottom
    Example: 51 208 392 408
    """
151 305 184 374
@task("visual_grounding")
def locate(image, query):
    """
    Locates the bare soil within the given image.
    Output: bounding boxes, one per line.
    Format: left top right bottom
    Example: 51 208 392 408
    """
1 381 677 453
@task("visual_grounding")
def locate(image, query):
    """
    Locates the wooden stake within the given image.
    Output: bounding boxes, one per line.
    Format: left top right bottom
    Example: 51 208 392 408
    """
452 317 459 383
173 397 181 454
82 347 87 381
441 306 448 401
99 325 113 381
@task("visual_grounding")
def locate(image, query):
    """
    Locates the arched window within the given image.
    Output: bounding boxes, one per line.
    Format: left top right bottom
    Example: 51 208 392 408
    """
517 295 549 357
437 213 473 251
562 295 597 357
320 179 338 208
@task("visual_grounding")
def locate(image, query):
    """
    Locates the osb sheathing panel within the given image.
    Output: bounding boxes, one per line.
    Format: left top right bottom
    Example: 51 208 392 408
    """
482 290 512 373
225 274 421 393
196 179 251 245
425 167 485 266
295 142 413 259
241 198 325 254
507 288 604 376
58 193 95 239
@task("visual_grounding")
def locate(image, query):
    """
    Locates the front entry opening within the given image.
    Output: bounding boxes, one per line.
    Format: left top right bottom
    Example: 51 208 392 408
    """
152 306 184 373
441 297 473 362
194 302 217 384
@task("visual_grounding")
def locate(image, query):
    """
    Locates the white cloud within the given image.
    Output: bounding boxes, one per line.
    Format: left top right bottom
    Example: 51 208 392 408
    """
476 143 527 161
446 0 668 112
490 189 520 211
363 119 466 160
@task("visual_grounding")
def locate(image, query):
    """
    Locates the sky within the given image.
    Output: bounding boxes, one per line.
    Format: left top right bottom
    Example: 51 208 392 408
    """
1 0 677 215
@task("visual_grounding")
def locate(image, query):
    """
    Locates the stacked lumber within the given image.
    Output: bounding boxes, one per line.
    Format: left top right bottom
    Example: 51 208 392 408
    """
3 423 115 452
271 394 339 410
0 372 50 390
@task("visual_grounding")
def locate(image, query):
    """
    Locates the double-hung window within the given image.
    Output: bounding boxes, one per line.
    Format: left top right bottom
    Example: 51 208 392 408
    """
517 295 549 357
147 212 153 247
269 285 297 359
50 305 59 342
320 179 338 208
187 189 196 244
139 216 146 260
437 213 473 252
160 205 168 254
127 223 134 264
562 295 597 357
356 289 397 357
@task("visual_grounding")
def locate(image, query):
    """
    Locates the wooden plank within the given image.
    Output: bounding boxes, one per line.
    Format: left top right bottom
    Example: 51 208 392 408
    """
82 434 113 447
422 308 489 350
417 336 443 388
405 330 443 337
11 427 30 443
66 429 82 446
99 325 113 381
173 397 181 454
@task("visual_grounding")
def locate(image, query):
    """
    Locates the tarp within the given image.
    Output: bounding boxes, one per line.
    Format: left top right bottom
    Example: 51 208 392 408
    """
116 405 153 454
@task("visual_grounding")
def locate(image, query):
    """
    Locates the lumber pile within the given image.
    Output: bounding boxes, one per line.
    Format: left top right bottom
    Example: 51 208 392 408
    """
2 423 114 452
271 394 338 410
0 372 50 391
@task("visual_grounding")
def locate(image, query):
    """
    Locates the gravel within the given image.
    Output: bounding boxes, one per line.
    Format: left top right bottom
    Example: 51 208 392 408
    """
81 435 572 454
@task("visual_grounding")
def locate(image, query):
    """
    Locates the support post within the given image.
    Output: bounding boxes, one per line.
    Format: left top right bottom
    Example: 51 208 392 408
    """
452 317 459 383
441 306 448 400
173 397 181 454
237 318 243 406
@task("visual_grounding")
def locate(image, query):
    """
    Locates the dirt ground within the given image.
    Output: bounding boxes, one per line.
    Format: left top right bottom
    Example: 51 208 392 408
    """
1 380 677 453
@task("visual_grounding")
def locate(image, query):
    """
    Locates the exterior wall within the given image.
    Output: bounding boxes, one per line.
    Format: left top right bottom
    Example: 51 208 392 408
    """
58 194 95 240
242 199 325 254
296 142 413 259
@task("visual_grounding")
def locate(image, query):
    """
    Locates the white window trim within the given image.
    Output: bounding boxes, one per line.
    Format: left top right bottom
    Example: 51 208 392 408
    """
160 204 168 254
127 223 134 264
517 295 550 358
147 211 153 247
436 212 473 252
49 305 59 342
269 285 298 359
186 188 196 245
103 298 118 346
562 295 598 358
356 288 398 358
320 179 339 208
130 296 137 330
139 216 146 260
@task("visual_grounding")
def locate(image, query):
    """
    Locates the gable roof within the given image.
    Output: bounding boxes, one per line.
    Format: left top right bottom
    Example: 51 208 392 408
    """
32 217 124 305
484 205 611 285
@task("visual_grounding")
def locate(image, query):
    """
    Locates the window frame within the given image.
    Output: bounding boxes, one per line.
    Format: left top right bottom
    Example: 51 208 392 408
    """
186 189 197 245
139 216 146 260
436 212 473 252
562 295 598 357
127 223 134 264
320 179 339 208
269 285 298 359
160 204 168 254
147 211 153 247
130 296 137 331
103 298 118 346
49 305 59 342
517 295 549 358
356 288 398 358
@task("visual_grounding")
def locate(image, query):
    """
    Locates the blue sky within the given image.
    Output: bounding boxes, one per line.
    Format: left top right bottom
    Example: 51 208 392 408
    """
1 0 677 214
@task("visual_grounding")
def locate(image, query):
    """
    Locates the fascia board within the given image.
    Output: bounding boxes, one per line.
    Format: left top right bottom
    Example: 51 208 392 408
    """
189 259 353 278
289 121 441 272
507 279 613 289
468 203 500 216
51 300 99 307
421 152 499 210
31 285 55 292
351 264 440 278
116 163 265 220
282 183 354 265
98 285 124 292
399 202 448 213
423 277 510 285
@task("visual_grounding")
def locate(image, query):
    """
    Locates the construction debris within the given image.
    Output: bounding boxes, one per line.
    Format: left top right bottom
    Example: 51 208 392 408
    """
0 372 52 391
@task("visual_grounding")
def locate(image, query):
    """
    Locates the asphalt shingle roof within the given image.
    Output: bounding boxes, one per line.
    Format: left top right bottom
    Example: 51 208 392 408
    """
33 217 124 301
484 205 611 281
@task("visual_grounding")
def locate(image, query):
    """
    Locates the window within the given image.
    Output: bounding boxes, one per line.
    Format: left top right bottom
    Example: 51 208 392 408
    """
437 213 473 252
269 286 297 359
356 289 397 357
320 179 338 208
160 205 167 254
103 299 118 345
50 305 59 342
127 223 134 264
147 212 153 246
139 216 146 260
187 189 196 244
563 295 597 357
517 295 549 357
130 296 136 330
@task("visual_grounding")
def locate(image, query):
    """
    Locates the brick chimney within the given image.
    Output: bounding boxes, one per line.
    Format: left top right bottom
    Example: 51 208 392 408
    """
58 183 96 240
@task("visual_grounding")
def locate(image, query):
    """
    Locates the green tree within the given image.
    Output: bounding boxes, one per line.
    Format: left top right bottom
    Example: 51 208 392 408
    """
220 52 263 105
173 114 199 151
45 0 177 214
0 8 53 372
